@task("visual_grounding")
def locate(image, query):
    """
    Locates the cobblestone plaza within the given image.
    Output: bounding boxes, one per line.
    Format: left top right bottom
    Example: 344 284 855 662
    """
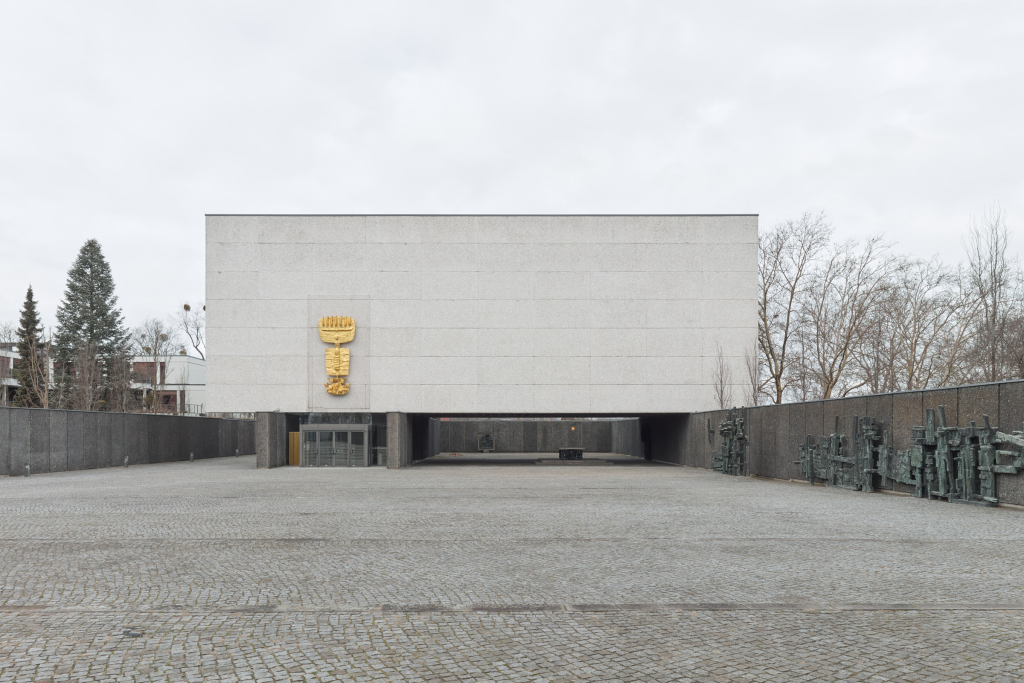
2 456 1023 681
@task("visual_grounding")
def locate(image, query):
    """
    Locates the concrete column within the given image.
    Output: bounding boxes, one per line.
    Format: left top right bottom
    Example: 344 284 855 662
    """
255 413 287 469
386 412 412 469
256 413 270 468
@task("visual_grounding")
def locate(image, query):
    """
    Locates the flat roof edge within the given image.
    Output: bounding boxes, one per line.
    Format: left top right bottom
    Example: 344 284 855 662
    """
204 213 760 217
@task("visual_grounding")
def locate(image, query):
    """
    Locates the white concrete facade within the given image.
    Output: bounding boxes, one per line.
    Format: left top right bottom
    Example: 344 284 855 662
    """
205 215 757 414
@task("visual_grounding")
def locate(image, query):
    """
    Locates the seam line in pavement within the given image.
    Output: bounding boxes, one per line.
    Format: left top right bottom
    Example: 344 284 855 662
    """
3 602 1024 614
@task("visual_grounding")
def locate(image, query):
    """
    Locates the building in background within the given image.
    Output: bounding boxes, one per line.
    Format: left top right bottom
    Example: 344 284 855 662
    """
132 353 206 415
0 342 15 406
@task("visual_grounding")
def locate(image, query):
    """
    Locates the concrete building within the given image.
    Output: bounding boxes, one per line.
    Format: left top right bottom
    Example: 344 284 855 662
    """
131 353 206 415
205 215 758 467
0 342 16 406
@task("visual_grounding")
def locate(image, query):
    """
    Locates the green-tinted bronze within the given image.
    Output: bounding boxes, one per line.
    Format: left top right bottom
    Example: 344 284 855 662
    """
799 406 1024 506
713 407 748 476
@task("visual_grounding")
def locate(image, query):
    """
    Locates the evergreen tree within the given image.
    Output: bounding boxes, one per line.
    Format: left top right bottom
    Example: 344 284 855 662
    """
53 239 128 363
14 286 44 407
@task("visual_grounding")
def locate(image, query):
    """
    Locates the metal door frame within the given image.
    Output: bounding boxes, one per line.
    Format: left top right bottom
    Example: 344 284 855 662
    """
299 423 370 467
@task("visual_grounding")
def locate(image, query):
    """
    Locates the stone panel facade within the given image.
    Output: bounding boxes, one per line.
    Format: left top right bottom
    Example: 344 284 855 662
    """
206 215 758 415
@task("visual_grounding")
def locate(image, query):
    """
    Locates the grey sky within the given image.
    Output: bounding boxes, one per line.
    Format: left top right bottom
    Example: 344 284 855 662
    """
1 1 1022 328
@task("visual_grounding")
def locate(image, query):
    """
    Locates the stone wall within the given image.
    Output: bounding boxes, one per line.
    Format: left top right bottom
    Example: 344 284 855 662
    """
610 418 644 459
0 408 255 476
684 380 1024 506
437 419 622 454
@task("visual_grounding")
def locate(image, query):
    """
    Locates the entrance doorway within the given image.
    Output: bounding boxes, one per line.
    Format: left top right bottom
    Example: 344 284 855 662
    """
300 425 369 467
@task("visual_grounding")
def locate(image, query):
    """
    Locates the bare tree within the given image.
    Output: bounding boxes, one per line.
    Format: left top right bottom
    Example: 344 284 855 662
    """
132 318 180 413
855 257 978 392
175 302 205 359
748 204 1023 402
800 236 896 399
712 343 734 409
758 212 831 404
743 341 762 406
0 322 15 345
963 205 1019 382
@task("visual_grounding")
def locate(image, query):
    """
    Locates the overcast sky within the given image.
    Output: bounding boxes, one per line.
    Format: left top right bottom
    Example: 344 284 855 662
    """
1 1 1022 328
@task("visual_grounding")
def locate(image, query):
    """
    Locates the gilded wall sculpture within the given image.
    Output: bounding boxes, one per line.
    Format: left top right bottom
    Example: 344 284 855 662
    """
319 316 354 395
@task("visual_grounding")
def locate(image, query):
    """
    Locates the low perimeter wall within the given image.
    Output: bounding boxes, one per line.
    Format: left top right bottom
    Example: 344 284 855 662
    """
436 419 629 454
0 407 256 476
434 418 644 458
651 379 1024 507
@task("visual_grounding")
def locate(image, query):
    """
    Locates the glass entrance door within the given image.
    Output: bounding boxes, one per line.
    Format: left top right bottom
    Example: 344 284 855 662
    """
332 431 349 467
302 431 317 467
299 426 370 467
349 431 365 467
317 431 334 466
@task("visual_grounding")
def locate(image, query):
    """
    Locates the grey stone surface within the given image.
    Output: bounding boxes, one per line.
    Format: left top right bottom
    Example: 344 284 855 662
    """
66 410 84 470
206 214 758 415
48 410 68 473
999 381 1024 431
745 407 761 473
754 407 777 474
584 420 611 452
959 383 1000 426
804 400 825 441
158 417 174 463
783 401 806 481
386 412 411 468
96 412 112 469
255 413 270 468
537 420 561 451
255 413 286 469
446 420 460 451
273 414 288 467
522 420 538 453
997 383 1024 503
864 393 893 436
610 418 642 458
440 419 622 454
3 456 1023 680
0 411 251 474
197 417 214 460
28 409 49 474
9 408 28 474
83 411 100 469
126 413 147 464
0 408 9 477
240 418 255 454
923 387 958 431
892 391 924 451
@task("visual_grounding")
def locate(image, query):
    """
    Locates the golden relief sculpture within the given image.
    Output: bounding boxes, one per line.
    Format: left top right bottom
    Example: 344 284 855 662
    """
318 316 354 395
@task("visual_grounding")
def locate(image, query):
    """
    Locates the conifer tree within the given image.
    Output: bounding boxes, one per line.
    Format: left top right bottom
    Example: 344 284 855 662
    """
14 286 45 407
53 239 129 363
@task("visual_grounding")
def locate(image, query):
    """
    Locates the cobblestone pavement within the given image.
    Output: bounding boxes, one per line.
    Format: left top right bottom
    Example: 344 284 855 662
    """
1 455 1023 681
